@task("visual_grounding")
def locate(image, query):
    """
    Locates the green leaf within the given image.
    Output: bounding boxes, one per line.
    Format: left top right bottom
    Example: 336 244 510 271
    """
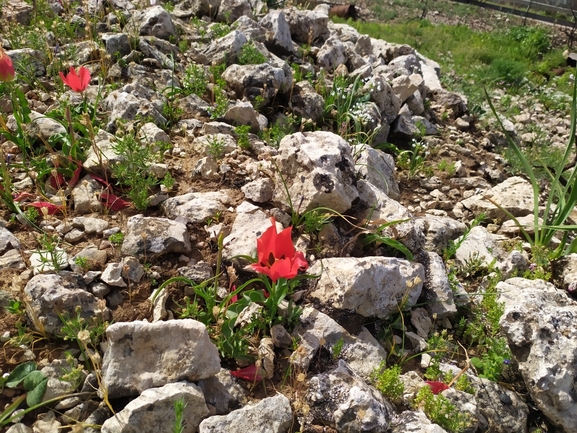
470 357 483 369
5 362 37 388
22 371 47 392
26 378 48 407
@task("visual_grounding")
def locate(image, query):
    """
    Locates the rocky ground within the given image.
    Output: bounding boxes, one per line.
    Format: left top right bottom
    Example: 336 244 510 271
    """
1 0 577 432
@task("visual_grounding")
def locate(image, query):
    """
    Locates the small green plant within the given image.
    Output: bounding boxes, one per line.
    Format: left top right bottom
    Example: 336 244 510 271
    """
108 231 124 247
24 206 40 224
205 211 222 226
210 80 229 120
110 129 163 211
182 63 207 97
206 135 226 160
361 219 414 260
5 300 26 316
58 306 109 369
443 213 486 261
414 386 472 433
485 77 577 263
470 337 511 382
0 361 48 425
259 117 296 147
235 125 251 150
392 139 429 179
436 160 457 176
238 42 267 65
74 256 90 272
371 363 404 404
60 352 85 389
172 396 187 433
300 208 334 236
331 337 345 360
211 23 231 39
162 172 176 190
36 234 67 272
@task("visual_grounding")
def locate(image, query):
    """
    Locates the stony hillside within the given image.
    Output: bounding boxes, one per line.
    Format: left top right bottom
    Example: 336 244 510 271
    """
1 0 577 432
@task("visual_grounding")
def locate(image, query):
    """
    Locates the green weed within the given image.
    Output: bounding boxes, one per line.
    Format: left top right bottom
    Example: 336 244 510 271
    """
414 386 473 433
172 396 187 433
110 129 166 210
206 135 226 160
235 125 252 150
108 231 124 247
238 42 267 65
371 363 404 404
182 63 208 97
332 337 345 359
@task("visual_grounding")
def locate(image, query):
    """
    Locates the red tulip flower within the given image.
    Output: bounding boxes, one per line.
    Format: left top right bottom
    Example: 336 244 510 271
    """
59 66 91 92
230 364 263 381
425 380 449 394
0 47 15 82
248 217 308 282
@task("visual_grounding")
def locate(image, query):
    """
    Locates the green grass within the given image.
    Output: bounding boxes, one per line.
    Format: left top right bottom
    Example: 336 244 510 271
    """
335 18 568 108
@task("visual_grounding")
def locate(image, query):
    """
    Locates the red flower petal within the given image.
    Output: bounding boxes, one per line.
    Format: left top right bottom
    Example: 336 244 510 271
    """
425 380 449 394
79 66 91 90
49 172 66 190
27 202 62 215
0 47 15 82
13 192 35 202
100 193 130 211
230 364 263 381
89 174 111 188
60 66 90 92
69 163 83 188
267 258 295 281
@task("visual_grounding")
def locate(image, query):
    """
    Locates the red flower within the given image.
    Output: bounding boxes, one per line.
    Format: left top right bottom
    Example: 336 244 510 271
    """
230 364 263 381
248 217 308 282
0 47 15 82
59 66 90 92
425 380 449 394
26 202 62 215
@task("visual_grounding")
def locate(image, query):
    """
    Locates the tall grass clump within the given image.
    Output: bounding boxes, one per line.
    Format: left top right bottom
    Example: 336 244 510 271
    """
486 73 577 263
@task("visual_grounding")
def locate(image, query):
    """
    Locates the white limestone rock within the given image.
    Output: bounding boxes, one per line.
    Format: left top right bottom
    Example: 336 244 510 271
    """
356 180 424 253
260 10 297 54
121 215 192 259
101 382 209 433
161 191 234 223
498 278 577 433
24 272 110 335
422 252 457 318
454 226 505 269
273 131 358 214
127 5 176 41
302 360 394 432
460 176 534 220
307 257 424 319
353 145 400 200
290 306 387 379
101 319 220 398
199 393 292 433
